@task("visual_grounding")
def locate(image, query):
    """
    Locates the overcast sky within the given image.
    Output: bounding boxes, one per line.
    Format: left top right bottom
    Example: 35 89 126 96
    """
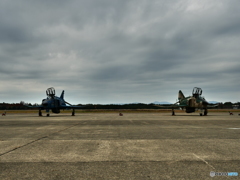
0 0 239 104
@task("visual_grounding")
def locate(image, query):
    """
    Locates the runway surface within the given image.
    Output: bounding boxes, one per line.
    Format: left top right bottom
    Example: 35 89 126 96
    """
0 112 240 179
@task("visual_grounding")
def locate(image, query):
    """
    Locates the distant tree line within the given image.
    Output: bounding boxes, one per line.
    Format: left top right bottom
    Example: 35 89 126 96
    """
80 102 240 109
0 101 239 110
0 101 39 110
216 102 240 109
80 103 161 110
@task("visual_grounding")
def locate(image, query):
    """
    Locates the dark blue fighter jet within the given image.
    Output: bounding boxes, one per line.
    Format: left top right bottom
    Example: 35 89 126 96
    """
36 87 83 116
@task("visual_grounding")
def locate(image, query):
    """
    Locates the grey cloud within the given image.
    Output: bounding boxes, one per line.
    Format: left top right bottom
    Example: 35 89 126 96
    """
0 0 240 104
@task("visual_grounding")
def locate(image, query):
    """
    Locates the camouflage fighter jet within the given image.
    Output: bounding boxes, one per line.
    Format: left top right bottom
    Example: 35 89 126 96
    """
171 87 216 116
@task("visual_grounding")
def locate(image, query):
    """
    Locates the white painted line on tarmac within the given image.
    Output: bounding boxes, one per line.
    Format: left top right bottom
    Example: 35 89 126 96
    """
192 153 215 170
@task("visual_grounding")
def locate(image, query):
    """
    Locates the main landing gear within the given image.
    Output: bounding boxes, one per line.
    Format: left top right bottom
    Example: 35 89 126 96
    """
46 109 50 117
72 109 75 116
38 109 50 116
204 108 208 116
171 108 208 116
200 108 208 116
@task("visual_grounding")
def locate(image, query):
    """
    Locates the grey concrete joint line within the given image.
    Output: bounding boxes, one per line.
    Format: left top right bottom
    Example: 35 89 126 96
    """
0 122 82 157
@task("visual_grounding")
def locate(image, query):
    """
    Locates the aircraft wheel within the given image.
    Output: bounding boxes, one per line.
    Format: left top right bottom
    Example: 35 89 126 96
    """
47 114 50 117
200 113 203 116
72 112 75 116
39 112 42 116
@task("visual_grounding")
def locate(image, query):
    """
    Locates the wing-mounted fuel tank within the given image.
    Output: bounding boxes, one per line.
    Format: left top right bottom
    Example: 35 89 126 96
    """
52 108 60 113
186 107 195 113
51 98 61 113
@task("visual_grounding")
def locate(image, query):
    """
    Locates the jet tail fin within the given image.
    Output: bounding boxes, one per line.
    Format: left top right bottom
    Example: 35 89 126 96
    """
178 90 185 100
60 90 65 99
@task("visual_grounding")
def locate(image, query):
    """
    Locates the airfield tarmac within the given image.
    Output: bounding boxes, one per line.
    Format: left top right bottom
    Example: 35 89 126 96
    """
0 112 239 179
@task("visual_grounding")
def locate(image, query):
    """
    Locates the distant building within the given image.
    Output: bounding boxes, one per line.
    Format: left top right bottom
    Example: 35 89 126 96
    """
233 104 239 109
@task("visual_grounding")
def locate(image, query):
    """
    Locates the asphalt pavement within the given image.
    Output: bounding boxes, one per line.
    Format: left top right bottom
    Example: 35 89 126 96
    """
0 112 239 179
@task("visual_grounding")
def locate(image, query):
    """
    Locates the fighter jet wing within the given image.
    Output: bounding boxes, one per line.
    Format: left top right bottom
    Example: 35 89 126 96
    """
25 105 44 109
60 105 85 109
207 104 219 108
154 104 186 109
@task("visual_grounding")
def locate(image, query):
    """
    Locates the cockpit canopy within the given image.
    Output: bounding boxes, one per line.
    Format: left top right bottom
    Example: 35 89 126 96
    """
192 87 202 97
46 87 55 97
